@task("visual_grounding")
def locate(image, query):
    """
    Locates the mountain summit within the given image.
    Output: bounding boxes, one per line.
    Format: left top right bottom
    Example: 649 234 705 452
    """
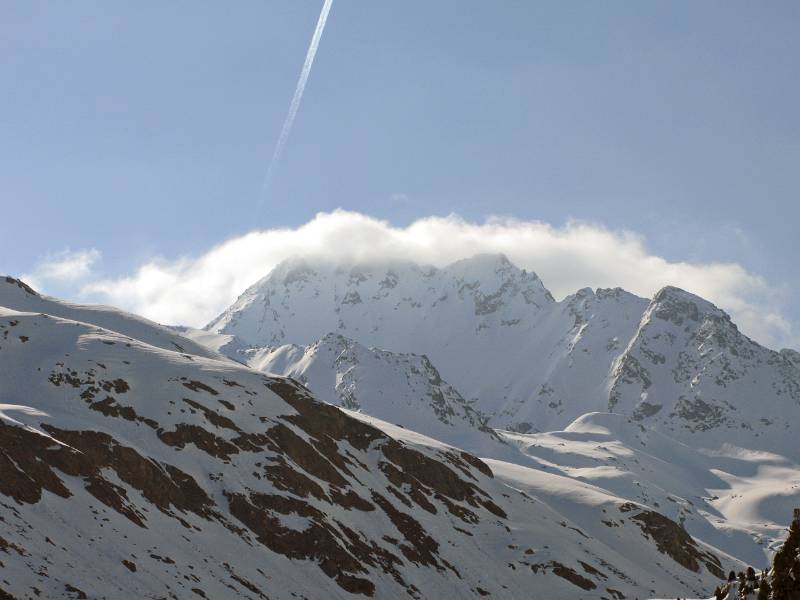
206 253 554 348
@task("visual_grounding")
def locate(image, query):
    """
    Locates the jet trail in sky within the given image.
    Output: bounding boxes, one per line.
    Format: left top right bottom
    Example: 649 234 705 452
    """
262 0 334 195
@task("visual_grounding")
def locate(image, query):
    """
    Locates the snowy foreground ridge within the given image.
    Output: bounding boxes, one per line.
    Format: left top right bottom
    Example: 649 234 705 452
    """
0 258 798 599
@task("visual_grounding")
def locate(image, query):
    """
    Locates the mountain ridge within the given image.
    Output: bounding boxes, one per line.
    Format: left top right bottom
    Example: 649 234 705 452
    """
205 254 799 447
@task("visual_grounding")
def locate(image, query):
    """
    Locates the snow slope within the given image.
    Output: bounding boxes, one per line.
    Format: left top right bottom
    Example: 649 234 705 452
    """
0 296 736 599
0 276 224 361
500 413 800 570
245 332 519 462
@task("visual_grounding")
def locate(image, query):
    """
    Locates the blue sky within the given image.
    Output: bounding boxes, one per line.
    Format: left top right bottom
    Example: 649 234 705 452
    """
1 2 798 346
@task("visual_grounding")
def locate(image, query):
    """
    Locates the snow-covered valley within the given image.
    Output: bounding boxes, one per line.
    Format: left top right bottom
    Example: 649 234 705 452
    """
2 254 799 599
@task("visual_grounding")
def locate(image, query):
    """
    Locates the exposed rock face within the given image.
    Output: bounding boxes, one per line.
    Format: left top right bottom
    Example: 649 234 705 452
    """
0 297 731 599
3 276 37 296
620 503 724 578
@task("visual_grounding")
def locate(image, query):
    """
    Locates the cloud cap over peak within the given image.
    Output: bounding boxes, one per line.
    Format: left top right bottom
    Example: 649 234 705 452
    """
80 210 795 350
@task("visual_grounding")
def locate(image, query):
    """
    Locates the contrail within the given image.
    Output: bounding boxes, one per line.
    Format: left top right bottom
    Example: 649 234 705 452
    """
262 0 334 194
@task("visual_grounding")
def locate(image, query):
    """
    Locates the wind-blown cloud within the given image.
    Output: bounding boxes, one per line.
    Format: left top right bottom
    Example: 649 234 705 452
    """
81 210 797 349
24 248 101 291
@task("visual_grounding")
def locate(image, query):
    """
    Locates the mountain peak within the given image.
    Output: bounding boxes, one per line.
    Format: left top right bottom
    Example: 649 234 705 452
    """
2 276 39 297
0 275 223 361
444 253 528 280
649 285 729 326
272 255 315 278
448 252 513 269
206 253 556 344
781 348 800 366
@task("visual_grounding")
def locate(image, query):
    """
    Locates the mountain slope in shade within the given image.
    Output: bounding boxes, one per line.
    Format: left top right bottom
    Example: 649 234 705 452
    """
0 304 734 599
245 332 519 461
0 276 224 362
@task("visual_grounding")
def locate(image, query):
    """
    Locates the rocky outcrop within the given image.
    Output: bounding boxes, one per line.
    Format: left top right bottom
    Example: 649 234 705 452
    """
620 503 724 578
768 509 800 599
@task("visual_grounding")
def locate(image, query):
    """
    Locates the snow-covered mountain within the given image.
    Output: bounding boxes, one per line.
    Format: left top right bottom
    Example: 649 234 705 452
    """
205 255 568 422
205 255 800 454
0 281 737 599
207 254 555 351
608 285 800 453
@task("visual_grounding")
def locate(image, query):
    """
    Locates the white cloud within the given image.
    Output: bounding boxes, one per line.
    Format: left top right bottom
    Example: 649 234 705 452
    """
24 248 101 291
82 210 797 349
